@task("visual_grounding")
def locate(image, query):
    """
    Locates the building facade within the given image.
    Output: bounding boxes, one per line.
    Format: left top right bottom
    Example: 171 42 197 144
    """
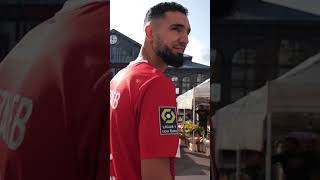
211 2 320 179
110 29 210 96
212 0 320 109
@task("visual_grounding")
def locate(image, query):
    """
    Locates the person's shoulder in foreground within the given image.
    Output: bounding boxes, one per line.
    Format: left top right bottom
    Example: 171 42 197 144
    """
0 1 109 180
110 1 190 180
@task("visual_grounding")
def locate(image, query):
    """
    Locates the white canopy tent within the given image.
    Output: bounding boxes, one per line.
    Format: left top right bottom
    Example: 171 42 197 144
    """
215 52 320 150
176 88 194 110
214 52 320 180
214 85 268 150
177 79 210 147
177 78 210 109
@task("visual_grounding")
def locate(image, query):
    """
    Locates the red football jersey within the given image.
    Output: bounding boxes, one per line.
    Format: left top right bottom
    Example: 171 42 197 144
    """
0 1 109 180
110 60 180 180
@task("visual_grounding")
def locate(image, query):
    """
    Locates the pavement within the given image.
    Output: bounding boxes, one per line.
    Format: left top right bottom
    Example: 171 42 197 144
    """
175 146 211 179
175 175 210 180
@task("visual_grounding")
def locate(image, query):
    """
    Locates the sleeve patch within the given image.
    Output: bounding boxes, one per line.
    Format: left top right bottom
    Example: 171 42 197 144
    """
159 107 178 135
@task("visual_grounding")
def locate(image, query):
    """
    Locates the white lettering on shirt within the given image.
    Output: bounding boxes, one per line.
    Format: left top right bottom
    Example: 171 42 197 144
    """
110 90 120 109
0 89 33 150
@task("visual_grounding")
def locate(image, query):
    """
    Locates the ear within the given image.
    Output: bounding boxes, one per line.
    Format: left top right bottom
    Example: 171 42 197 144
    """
145 24 153 40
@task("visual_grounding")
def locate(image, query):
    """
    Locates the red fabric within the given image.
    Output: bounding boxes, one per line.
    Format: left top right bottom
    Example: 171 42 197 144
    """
0 2 109 180
110 61 179 180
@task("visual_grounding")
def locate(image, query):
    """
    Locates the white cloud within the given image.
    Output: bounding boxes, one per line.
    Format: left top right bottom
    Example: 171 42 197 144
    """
185 36 210 66
110 0 147 44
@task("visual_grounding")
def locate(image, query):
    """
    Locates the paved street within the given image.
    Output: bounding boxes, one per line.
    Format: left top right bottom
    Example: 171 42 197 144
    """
175 146 210 179
176 175 210 180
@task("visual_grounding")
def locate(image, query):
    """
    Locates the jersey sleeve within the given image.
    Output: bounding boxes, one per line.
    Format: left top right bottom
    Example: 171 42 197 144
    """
138 76 179 160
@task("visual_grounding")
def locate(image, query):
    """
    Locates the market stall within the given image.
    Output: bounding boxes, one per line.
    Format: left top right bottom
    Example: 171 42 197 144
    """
177 78 210 153
214 52 320 180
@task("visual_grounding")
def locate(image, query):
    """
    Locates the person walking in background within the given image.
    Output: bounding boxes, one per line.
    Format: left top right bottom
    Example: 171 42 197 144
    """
196 105 209 136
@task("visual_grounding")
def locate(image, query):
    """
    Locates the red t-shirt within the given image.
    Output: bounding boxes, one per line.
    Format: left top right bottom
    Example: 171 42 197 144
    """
110 60 180 180
0 1 109 180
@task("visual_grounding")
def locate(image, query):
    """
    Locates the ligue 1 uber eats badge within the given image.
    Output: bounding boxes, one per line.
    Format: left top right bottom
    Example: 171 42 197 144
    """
159 107 178 135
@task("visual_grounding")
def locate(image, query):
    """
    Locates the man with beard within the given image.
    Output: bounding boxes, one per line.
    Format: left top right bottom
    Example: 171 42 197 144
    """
110 2 190 180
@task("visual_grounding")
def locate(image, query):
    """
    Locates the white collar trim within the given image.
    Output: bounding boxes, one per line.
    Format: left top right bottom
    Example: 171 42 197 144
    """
129 59 149 65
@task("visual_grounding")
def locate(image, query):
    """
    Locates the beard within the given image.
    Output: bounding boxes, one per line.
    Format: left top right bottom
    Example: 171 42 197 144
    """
154 36 184 68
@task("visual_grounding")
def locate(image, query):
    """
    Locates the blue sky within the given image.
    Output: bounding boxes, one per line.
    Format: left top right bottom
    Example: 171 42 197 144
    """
110 0 210 66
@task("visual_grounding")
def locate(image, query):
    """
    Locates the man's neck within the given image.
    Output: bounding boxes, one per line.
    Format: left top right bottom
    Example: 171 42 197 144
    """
138 46 168 72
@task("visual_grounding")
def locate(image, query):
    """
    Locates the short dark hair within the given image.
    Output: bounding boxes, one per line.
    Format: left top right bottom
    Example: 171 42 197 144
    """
144 2 188 25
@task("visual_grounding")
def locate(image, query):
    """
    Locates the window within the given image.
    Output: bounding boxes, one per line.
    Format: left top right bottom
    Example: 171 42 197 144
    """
196 74 206 85
171 76 179 94
231 67 245 80
110 47 132 63
278 40 306 76
278 40 304 66
232 49 256 65
231 48 257 102
182 77 190 94
110 68 115 78
231 49 256 81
